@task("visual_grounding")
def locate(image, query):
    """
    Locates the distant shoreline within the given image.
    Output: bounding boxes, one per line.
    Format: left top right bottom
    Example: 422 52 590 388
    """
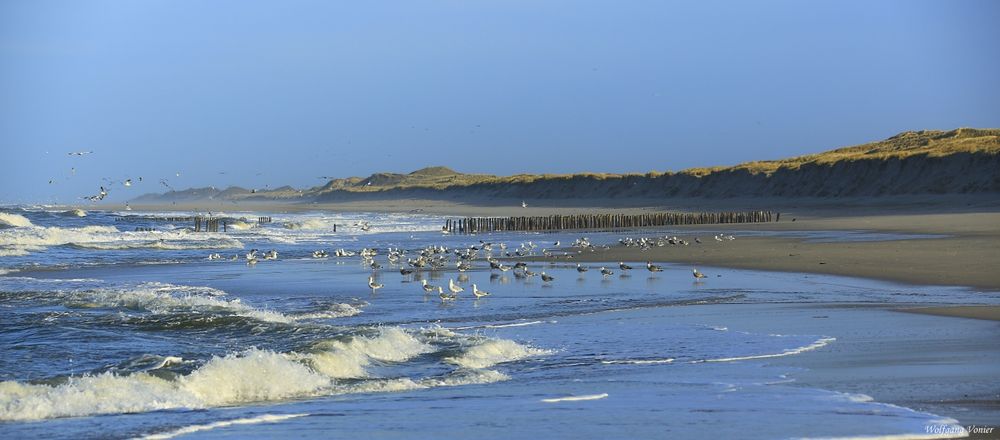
69 194 1000 292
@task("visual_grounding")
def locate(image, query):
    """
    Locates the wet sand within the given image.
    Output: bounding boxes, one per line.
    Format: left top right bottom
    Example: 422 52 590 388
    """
679 303 1000 432
546 211 1000 292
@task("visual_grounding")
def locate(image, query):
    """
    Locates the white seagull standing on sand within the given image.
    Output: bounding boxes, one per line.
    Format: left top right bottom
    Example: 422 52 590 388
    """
521 200 527 208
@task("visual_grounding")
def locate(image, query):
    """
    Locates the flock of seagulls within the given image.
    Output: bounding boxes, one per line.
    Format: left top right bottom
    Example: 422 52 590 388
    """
197 213 735 302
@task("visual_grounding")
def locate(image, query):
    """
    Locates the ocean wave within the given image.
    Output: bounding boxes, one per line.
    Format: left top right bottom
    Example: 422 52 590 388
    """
58 209 87 218
0 224 244 256
61 282 295 324
138 413 308 440
541 393 609 403
444 338 553 369
0 212 33 228
0 328 549 421
600 358 674 365
0 349 330 421
301 327 433 378
292 303 365 320
700 337 836 363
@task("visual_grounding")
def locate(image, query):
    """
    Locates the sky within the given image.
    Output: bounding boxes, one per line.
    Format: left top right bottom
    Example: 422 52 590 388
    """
1 0 998 204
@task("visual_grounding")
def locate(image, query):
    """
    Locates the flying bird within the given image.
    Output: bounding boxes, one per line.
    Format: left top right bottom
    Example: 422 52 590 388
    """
68 151 93 156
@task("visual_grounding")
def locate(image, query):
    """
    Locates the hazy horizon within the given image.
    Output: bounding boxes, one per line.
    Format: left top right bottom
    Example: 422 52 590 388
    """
3 0 999 204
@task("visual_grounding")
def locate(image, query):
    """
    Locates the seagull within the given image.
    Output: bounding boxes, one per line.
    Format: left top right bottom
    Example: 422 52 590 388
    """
472 284 490 298
576 264 588 273
619 262 633 271
400 267 414 275
369 276 383 294
448 278 464 295
646 261 663 272
68 151 93 156
421 279 438 294
521 200 527 208
370 261 381 270
600 267 614 277
540 272 554 283
692 268 707 279
439 287 456 302
123 179 132 187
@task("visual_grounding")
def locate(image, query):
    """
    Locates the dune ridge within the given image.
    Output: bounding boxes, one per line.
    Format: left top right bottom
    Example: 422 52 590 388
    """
131 128 1000 204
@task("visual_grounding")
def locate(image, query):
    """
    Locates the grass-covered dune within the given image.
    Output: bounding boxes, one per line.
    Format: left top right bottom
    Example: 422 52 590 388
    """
132 128 1000 204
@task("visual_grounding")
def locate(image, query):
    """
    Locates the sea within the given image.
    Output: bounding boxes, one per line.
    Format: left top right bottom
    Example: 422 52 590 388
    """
1 206 998 439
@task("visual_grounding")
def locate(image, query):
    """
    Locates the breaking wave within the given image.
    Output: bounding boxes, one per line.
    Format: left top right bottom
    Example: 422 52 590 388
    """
0 224 243 256
445 338 553 369
0 327 550 421
0 212 33 228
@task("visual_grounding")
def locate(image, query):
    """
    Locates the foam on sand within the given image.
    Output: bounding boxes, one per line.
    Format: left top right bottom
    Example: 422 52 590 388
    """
138 413 309 440
444 338 552 369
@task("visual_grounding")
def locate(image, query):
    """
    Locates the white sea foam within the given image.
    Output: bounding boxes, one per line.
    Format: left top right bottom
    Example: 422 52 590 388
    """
702 337 836 363
600 358 674 365
452 320 550 330
0 212 33 228
304 327 432 378
541 393 609 403
0 349 330 421
445 338 552 369
59 209 87 217
0 224 243 256
63 282 294 324
293 303 364 320
421 369 511 386
0 328 541 421
138 413 309 440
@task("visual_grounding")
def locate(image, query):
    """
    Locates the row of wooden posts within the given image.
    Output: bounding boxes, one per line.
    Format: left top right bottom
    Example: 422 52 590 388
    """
443 211 778 234
192 216 271 232
194 217 225 232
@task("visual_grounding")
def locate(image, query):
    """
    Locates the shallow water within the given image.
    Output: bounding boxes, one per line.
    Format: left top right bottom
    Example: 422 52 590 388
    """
1 207 997 439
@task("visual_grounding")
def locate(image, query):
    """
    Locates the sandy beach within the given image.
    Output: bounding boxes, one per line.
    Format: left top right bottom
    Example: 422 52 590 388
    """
537 211 1000 291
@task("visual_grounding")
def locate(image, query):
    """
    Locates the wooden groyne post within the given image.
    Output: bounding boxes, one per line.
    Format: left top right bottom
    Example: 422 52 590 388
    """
443 210 777 234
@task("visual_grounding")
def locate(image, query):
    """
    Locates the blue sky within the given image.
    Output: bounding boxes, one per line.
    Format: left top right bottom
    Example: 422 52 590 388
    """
2 0 998 204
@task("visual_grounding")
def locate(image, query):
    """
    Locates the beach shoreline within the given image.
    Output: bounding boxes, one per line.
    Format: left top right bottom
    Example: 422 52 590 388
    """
527 210 1000 291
